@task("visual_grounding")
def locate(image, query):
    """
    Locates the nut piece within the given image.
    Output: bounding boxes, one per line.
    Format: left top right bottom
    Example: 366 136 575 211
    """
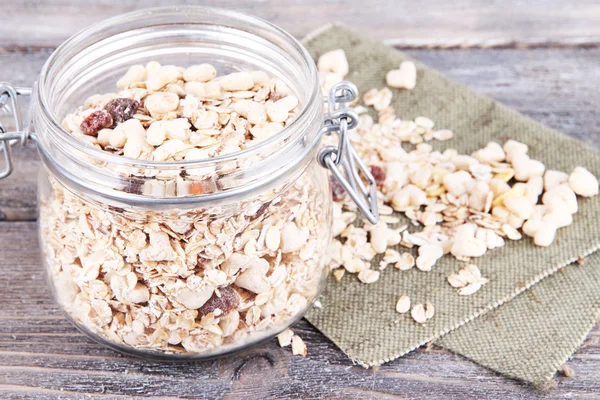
386 61 417 90
183 64 217 82
265 226 281 252
128 283 150 304
139 231 176 262
333 268 345 281
568 167 599 197
145 92 180 117
117 65 146 89
291 335 307 357
267 96 299 123
277 328 294 347
175 286 215 310
279 222 308 253
235 257 270 294
220 72 254 91
396 295 411 313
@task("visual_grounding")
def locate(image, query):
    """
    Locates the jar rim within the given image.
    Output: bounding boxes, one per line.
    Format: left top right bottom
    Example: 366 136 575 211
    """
35 6 322 171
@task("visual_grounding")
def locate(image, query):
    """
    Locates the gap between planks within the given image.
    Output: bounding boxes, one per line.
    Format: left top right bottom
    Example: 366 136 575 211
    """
3 37 600 56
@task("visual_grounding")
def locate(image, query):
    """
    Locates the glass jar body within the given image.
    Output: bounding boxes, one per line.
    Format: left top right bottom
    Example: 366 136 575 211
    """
31 6 331 359
38 157 332 358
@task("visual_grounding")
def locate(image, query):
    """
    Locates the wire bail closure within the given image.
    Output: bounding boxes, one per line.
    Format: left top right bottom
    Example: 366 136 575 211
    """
318 82 379 224
0 83 34 180
0 81 379 224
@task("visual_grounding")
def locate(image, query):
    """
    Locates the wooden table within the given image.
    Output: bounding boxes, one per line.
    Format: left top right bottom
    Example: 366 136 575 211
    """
2 1 600 398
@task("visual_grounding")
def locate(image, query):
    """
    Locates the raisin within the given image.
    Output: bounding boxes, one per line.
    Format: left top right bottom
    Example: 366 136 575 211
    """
198 286 240 317
104 98 139 126
80 110 113 137
269 92 287 102
330 176 346 202
370 165 386 187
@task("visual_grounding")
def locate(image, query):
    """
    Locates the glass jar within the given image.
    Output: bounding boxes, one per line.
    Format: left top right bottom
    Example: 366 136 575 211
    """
0 7 377 359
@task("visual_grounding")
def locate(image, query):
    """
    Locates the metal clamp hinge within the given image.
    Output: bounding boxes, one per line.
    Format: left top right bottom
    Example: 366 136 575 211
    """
319 82 379 224
0 82 34 180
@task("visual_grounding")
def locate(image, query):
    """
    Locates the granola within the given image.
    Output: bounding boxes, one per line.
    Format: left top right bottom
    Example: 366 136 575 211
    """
322 49 599 322
40 62 330 355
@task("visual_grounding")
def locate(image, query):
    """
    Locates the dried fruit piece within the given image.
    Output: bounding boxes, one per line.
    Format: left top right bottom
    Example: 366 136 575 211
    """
197 285 240 317
104 98 140 126
269 92 287 102
80 110 113 137
370 165 386 187
330 177 346 201
122 175 145 194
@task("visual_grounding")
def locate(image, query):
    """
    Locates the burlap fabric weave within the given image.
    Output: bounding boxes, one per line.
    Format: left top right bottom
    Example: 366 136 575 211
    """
302 24 600 386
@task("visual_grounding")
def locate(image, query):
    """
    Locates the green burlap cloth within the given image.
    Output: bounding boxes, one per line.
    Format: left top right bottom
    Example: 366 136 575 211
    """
302 24 600 386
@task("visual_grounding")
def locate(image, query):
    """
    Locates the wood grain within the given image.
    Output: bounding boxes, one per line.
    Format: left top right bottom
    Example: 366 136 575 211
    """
0 224 599 399
2 0 600 49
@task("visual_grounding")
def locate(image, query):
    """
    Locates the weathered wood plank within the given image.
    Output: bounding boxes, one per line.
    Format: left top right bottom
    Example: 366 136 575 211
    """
2 0 600 49
0 221 600 398
2 47 600 221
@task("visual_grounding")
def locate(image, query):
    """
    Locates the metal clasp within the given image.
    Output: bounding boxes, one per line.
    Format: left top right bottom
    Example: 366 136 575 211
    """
0 83 34 179
319 82 379 224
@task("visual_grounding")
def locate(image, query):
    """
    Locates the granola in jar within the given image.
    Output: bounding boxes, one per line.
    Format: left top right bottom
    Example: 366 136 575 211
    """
39 61 331 355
